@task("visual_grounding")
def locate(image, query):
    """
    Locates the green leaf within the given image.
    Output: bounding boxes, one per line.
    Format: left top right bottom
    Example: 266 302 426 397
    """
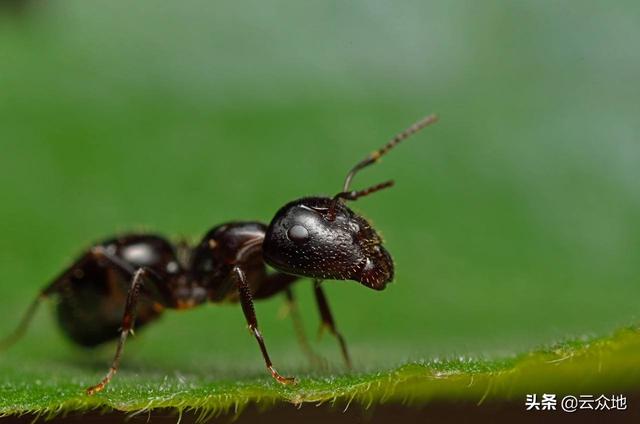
1 0 639 419
2 327 640 417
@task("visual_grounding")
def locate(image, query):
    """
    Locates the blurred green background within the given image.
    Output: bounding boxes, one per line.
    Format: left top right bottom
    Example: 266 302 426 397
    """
0 0 638 380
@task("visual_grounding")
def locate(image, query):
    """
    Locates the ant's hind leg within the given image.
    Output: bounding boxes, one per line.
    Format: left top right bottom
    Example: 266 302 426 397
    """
233 266 295 385
0 293 46 351
314 280 352 369
86 268 149 396
0 250 98 351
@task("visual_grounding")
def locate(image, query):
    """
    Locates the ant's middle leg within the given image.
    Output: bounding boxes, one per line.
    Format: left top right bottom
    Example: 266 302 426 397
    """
86 267 151 395
283 288 327 369
314 280 352 369
233 266 295 385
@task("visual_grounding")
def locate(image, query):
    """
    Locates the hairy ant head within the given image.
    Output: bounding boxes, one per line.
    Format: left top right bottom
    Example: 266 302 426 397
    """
263 197 393 290
263 114 438 290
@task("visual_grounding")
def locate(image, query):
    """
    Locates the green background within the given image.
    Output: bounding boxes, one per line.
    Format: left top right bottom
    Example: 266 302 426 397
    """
0 0 638 386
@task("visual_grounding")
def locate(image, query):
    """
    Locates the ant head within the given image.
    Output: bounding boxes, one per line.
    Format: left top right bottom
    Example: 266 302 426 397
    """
263 196 394 290
262 114 438 290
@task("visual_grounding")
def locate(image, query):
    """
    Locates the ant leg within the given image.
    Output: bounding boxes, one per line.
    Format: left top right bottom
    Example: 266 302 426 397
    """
0 294 45 351
284 288 326 369
314 280 352 369
1 246 156 353
233 266 295 385
86 268 149 395
251 274 324 368
0 250 101 351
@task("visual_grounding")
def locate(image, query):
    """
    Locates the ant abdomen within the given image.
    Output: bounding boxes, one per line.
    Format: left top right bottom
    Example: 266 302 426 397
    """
55 235 175 346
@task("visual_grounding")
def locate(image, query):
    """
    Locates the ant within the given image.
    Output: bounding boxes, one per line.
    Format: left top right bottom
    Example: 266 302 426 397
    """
0 114 438 395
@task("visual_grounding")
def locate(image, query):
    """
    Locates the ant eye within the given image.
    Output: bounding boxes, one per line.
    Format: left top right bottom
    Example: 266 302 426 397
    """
287 225 309 244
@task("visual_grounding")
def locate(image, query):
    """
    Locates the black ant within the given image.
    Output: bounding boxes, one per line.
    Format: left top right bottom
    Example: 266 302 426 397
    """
0 114 438 395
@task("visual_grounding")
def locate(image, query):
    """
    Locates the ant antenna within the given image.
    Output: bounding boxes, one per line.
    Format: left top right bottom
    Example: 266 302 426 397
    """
341 114 438 192
333 180 394 202
327 114 438 220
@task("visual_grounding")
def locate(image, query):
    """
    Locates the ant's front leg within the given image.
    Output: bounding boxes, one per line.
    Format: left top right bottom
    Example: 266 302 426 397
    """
314 280 352 369
86 268 150 395
232 266 295 385
252 275 325 369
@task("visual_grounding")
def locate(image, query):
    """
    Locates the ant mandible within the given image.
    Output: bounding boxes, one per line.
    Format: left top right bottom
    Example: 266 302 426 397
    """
0 114 438 395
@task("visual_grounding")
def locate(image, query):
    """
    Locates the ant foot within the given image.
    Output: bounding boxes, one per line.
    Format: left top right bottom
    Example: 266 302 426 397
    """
269 366 296 385
86 368 116 395
86 382 106 396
